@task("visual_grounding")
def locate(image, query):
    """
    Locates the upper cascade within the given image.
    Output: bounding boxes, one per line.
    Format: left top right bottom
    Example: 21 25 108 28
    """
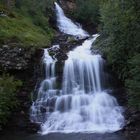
54 2 89 38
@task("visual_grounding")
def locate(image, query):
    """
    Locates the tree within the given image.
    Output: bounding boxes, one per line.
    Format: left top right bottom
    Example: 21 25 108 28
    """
98 0 140 108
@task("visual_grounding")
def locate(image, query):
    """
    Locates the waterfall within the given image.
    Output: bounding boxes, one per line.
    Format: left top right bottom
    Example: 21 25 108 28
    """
54 2 89 38
30 2 124 135
30 49 57 123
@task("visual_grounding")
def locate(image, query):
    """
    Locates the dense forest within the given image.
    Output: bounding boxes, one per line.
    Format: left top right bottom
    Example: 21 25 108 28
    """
62 0 140 109
0 0 139 132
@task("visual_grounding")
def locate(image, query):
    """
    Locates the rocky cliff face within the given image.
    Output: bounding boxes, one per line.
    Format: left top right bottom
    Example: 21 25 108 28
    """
60 0 76 12
0 42 44 132
0 45 33 71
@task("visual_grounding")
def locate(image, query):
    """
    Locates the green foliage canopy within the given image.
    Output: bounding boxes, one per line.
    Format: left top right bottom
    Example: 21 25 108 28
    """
0 74 22 126
97 0 140 108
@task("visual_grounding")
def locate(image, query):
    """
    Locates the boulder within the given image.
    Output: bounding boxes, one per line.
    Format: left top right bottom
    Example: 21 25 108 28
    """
0 44 33 71
123 107 140 135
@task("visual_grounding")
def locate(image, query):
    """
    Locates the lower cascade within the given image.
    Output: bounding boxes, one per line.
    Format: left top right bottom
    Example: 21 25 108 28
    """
30 2 124 135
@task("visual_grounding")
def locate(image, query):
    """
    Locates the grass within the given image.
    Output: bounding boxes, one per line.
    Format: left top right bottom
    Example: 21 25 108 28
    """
0 3 54 48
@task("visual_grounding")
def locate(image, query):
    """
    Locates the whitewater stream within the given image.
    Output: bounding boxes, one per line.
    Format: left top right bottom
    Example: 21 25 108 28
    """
30 2 124 135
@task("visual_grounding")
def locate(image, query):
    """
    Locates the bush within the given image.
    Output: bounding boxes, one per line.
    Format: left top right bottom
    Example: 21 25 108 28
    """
73 0 100 26
126 54 140 109
95 0 140 108
0 74 22 127
98 0 140 80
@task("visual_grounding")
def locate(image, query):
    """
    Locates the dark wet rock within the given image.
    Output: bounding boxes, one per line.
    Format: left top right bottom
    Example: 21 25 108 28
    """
49 107 54 112
49 97 57 108
123 107 140 135
109 88 127 106
60 0 76 12
0 11 7 17
55 61 64 75
91 46 106 59
47 33 88 89
26 122 40 133
91 49 101 55
0 44 33 71
46 2 57 30
55 50 68 61
49 33 88 61
40 106 47 113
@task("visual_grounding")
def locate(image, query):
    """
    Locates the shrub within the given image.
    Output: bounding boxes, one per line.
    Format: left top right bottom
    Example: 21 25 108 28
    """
96 0 140 108
126 54 140 109
0 74 22 127
73 0 100 26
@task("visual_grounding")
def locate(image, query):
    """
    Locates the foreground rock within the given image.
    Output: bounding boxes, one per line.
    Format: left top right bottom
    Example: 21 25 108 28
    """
0 44 33 71
124 107 140 135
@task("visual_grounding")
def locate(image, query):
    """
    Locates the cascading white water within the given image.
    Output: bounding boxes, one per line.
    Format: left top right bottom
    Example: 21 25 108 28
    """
30 2 124 135
55 2 89 38
30 48 57 123
40 35 124 134
62 35 102 95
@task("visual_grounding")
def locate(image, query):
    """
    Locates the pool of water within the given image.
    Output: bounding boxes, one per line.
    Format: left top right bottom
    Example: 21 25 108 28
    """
0 132 129 140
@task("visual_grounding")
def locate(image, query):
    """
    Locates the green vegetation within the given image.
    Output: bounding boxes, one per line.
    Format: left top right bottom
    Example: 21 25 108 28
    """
0 0 55 129
0 74 22 128
95 0 140 108
73 0 100 26
74 0 140 109
126 54 140 108
0 16 53 46
0 0 54 47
